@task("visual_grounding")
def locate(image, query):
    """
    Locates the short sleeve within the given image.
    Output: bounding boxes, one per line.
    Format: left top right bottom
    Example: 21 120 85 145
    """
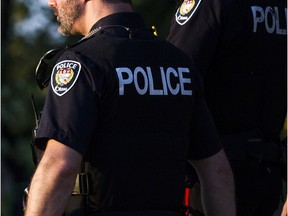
188 66 222 160
167 0 223 74
35 50 98 156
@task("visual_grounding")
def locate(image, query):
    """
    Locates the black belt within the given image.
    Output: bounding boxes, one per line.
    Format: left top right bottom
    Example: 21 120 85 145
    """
220 129 281 162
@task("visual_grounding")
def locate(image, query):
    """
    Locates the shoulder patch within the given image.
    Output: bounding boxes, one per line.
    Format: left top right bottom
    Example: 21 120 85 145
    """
51 60 81 96
175 0 202 25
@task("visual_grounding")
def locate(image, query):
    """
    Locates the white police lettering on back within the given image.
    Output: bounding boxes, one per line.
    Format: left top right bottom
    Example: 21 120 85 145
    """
251 6 287 35
116 66 193 96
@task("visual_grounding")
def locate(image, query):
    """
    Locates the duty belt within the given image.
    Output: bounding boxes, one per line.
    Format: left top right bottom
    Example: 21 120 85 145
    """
220 129 281 162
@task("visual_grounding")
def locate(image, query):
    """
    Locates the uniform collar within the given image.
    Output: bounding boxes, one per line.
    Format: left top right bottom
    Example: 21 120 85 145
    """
89 12 147 33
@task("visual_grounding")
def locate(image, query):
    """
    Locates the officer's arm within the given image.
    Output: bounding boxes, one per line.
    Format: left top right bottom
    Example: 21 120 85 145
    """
25 139 82 216
190 149 236 216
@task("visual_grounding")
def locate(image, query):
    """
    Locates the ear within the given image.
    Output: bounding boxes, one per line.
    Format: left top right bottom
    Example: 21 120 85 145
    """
48 0 57 8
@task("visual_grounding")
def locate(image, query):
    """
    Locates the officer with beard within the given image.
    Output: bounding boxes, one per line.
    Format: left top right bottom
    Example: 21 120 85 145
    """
24 0 236 215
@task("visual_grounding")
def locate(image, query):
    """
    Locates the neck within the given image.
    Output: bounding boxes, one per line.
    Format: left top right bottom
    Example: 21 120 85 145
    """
77 1 133 36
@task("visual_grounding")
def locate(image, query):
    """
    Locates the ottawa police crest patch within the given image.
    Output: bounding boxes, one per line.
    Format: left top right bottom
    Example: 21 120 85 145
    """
175 0 202 25
51 60 81 96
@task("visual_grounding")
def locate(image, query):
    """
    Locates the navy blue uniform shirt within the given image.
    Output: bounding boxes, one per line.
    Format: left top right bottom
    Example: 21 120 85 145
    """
36 12 221 213
168 0 287 139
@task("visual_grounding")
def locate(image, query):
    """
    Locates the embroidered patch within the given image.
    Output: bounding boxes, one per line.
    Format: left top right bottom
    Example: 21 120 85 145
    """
51 60 81 96
175 0 202 25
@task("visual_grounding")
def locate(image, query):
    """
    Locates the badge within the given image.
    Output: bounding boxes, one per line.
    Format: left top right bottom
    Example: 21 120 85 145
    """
175 0 202 25
51 60 81 96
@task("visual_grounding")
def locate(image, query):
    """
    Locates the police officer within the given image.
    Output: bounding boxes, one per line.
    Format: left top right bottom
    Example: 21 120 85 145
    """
24 0 236 215
167 0 287 216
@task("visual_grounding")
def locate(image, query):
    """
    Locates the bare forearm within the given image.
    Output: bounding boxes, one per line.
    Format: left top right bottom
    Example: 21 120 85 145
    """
25 164 76 215
200 167 235 216
191 149 236 216
25 140 81 216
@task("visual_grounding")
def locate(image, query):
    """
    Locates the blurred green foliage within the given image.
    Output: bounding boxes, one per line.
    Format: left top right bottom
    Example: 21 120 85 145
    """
1 0 177 215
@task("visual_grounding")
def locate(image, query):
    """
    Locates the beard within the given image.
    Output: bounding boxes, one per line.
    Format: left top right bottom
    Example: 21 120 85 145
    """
56 0 84 36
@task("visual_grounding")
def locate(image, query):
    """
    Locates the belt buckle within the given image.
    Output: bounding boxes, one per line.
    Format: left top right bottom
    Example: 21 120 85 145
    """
72 173 90 195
